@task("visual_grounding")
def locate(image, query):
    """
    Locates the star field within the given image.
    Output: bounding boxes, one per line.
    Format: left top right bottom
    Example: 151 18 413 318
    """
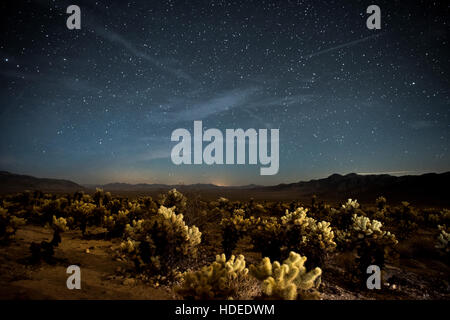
0 0 448 185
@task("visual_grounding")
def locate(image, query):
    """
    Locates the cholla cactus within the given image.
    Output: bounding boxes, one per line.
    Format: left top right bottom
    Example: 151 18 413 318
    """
428 209 450 226
250 216 284 261
392 201 420 239
281 207 336 267
376 196 387 210
52 216 68 233
342 198 360 210
0 207 26 243
29 215 67 263
67 200 97 235
159 189 187 212
120 205 201 276
249 251 322 300
220 210 254 257
177 254 248 299
35 198 68 225
435 225 449 254
343 214 398 279
103 209 130 237
218 197 229 205
332 198 363 230
93 188 111 207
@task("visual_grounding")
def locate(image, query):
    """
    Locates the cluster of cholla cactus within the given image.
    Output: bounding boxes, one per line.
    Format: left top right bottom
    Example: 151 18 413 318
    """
103 209 131 237
30 216 68 263
220 207 336 267
249 251 322 300
92 188 112 207
391 201 421 240
337 214 398 279
427 209 450 227
0 206 26 244
119 205 201 277
248 216 284 261
66 200 97 235
281 207 336 268
330 198 364 230
371 196 390 222
177 254 248 299
435 225 449 255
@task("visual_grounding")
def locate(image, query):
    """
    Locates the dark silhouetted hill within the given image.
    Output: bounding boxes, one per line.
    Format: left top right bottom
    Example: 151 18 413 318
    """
0 170 448 206
0 171 84 193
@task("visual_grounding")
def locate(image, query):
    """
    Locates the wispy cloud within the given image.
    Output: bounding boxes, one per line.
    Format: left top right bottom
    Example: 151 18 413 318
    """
302 33 384 60
146 87 261 124
94 27 196 83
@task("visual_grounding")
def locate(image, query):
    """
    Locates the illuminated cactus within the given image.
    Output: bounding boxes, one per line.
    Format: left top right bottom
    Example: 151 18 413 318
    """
342 214 398 280
435 225 449 255
281 207 336 267
177 254 248 299
159 188 188 212
249 251 322 300
332 198 363 230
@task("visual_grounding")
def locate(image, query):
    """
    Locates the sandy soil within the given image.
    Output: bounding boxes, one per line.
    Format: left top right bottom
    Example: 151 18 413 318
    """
0 225 448 300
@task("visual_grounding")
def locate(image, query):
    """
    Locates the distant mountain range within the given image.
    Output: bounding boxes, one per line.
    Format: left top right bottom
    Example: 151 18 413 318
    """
0 171 84 193
1 170 449 205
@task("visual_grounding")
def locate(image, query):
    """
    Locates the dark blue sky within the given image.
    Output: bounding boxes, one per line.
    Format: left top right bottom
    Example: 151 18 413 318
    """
0 0 448 185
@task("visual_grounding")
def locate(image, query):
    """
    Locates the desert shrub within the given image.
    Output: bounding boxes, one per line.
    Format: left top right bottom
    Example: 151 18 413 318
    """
0 206 26 244
176 254 248 299
30 216 68 263
337 214 398 281
249 251 322 300
435 225 449 256
119 205 201 278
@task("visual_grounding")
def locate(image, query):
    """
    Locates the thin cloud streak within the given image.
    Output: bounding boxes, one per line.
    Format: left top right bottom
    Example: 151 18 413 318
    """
94 27 196 83
302 33 384 60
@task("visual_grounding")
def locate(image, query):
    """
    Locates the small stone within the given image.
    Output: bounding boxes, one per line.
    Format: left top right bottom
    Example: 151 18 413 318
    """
85 248 90 253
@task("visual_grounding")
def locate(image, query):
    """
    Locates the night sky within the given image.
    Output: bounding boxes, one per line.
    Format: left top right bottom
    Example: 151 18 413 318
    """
0 0 449 185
